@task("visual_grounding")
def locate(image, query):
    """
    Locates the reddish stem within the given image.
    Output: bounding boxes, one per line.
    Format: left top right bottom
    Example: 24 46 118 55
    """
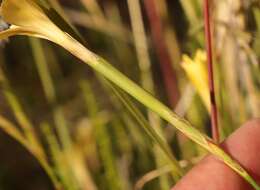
204 0 219 142
143 0 179 108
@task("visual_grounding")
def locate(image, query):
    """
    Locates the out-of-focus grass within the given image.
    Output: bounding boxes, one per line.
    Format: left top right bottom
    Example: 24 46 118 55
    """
0 0 259 189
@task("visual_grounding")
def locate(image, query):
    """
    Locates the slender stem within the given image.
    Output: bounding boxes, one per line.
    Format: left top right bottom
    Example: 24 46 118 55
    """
204 0 219 143
143 0 179 108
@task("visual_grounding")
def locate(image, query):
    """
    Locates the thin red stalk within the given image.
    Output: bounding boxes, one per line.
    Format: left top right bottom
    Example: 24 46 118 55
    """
204 0 219 143
143 0 179 108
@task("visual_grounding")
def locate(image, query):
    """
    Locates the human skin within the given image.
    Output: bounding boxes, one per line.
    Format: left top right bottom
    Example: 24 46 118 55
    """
172 119 260 190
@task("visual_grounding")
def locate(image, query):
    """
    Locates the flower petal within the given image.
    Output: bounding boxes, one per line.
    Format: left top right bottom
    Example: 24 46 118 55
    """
0 0 64 42
182 50 210 111
0 26 46 40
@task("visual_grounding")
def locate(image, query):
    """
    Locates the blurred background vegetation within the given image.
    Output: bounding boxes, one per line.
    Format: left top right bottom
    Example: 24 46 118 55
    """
0 0 259 189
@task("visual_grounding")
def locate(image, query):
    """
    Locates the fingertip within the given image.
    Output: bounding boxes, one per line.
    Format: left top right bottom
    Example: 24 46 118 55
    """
172 119 260 190
222 118 260 182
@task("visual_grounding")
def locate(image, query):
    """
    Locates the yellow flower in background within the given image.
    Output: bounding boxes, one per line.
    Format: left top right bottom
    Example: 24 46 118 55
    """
182 50 210 112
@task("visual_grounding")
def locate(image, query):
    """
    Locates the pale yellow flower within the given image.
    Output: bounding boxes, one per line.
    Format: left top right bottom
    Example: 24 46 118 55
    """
182 50 210 111
0 0 62 41
0 0 98 67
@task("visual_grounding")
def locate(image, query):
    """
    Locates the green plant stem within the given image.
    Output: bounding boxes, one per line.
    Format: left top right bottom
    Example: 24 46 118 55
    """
56 35 260 190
